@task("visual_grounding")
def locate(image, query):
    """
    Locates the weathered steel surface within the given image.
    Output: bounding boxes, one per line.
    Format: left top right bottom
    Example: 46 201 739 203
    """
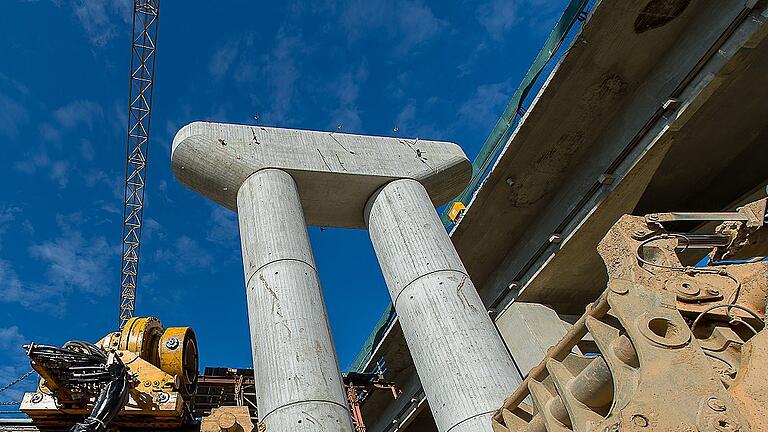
492 199 767 431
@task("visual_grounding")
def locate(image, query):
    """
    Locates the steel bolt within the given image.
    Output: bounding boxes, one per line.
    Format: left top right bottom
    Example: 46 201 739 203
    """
165 337 180 350
631 414 649 427
157 392 170 403
31 393 43 403
708 397 726 412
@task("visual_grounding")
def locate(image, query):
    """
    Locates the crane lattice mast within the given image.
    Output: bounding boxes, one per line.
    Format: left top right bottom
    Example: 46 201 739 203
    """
119 0 160 329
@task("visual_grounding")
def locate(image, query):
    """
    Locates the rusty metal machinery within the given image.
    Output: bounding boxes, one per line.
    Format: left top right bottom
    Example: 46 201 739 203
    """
20 317 198 430
344 371 400 432
492 198 767 432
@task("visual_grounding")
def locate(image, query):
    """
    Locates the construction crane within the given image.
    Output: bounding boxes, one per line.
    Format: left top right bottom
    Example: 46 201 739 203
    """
119 0 160 329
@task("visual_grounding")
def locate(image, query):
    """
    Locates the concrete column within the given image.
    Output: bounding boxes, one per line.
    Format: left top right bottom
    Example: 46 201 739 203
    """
365 179 521 432
237 168 354 432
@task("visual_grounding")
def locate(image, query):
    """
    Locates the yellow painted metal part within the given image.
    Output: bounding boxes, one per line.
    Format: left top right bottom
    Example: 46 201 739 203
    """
119 316 163 364
159 326 199 395
448 201 466 222
23 317 199 429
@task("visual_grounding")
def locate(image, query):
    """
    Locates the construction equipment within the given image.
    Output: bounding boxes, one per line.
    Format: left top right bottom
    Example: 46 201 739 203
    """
20 317 198 430
492 198 767 432
119 0 160 329
344 371 400 432
192 367 258 428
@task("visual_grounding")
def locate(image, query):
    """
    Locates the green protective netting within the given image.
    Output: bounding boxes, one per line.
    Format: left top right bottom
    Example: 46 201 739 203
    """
349 0 591 373
439 0 591 229
348 303 396 372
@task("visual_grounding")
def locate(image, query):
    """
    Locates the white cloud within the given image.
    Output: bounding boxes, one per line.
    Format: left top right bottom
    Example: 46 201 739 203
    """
209 41 240 79
328 63 368 132
0 259 30 307
207 206 239 246
261 28 304 124
341 0 446 54
0 326 34 404
477 0 521 40
0 92 29 139
154 235 213 273
395 0 446 53
0 213 120 313
64 0 132 47
0 326 25 353
79 139 95 161
395 104 417 131
53 100 104 129
0 206 22 251
28 224 118 298
458 80 513 128
14 151 70 188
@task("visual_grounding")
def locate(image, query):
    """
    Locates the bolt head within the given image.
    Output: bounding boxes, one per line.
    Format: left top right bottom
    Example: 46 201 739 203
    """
165 337 180 350
631 414 649 427
708 397 726 412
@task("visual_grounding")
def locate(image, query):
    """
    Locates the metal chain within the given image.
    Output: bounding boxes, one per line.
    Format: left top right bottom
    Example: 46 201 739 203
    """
0 371 34 394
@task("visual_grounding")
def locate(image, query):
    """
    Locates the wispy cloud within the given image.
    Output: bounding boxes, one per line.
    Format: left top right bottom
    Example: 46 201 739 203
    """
28 213 118 294
208 41 240 78
392 98 442 138
340 0 446 54
458 80 513 128
14 151 70 188
477 0 521 40
206 206 239 247
15 100 106 188
328 63 368 132
0 92 29 139
0 325 34 404
0 206 22 250
53 100 104 129
395 1 446 53
61 0 132 47
0 213 119 314
154 235 213 273
261 27 304 124
209 40 241 79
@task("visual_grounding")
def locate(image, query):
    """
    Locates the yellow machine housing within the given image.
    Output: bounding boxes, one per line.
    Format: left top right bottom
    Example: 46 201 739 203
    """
21 317 199 429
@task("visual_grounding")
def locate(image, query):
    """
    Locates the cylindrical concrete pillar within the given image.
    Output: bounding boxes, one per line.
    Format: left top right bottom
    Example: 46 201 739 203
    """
365 179 521 432
237 168 354 432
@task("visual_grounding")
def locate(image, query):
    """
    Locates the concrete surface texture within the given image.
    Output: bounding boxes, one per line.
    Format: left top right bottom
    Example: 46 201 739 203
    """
237 168 354 432
172 121 470 228
366 179 521 432
495 302 574 377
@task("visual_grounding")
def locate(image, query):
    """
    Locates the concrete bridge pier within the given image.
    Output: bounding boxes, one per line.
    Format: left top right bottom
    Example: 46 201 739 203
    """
237 168 354 432
172 121 514 432
366 179 522 432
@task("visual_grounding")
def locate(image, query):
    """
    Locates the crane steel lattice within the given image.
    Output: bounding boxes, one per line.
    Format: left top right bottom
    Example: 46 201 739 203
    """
119 0 160 329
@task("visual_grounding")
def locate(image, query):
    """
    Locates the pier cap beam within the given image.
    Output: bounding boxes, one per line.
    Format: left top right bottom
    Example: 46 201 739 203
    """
171 121 471 228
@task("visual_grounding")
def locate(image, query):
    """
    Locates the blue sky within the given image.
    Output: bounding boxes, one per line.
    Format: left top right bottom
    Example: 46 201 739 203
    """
0 0 568 403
